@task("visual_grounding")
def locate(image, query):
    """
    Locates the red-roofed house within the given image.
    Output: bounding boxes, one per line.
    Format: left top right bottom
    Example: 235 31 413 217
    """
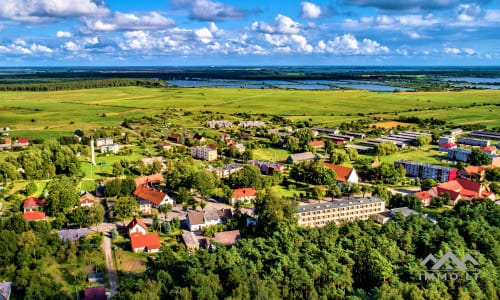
156 141 172 150
0 137 11 150
134 173 164 187
213 230 241 246
439 142 457 152
230 188 257 205
130 232 161 253
428 178 495 206
23 211 46 221
480 146 497 155
14 138 29 148
84 286 106 300
323 163 359 185
80 192 95 208
458 165 490 181
23 197 45 213
414 191 434 206
310 140 325 149
126 217 148 236
133 185 173 214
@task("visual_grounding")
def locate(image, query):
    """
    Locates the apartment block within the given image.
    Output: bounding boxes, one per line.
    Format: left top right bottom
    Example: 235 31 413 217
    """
191 145 217 161
394 160 457 181
295 197 385 227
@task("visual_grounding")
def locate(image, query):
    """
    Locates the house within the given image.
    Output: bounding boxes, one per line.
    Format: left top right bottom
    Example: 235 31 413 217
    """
230 188 257 205
449 128 463 136
182 231 200 251
428 178 496 206
210 164 243 179
213 230 241 246
84 286 106 300
23 211 46 221
208 120 232 129
156 141 172 150
185 208 229 231
439 142 457 152
167 133 182 143
135 173 164 187
13 138 29 148
394 160 457 182
191 145 217 161
23 197 45 212
0 281 12 300
95 137 113 147
80 192 95 208
133 185 173 214
310 140 325 149
220 135 235 146
193 133 206 144
414 191 434 206
287 152 315 164
230 143 246 153
58 228 89 242
239 120 265 128
0 138 11 150
126 217 148 236
438 136 455 145
458 165 490 181
247 160 285 174
373 207 419 224
141 156 164 166
130 232 161 253
480 146 497 155
323 163 359 185
100 144 120 153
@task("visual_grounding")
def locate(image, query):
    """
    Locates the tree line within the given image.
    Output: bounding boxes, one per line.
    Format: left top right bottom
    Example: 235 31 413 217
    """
0 78 161 91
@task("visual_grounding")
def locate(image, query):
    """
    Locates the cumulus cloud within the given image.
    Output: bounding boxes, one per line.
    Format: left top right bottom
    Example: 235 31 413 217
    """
0 0 109 23
84 12 175 32
317 34 389 55
252 14 301 34
63 41 80 51
194 27 213 43
56 31 73 38
444 47 477 55
444 47 461 54
300 2 322 19
171 0 246 21
456 4 482 22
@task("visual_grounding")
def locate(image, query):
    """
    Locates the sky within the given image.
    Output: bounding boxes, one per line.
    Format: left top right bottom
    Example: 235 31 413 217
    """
0 0 498 66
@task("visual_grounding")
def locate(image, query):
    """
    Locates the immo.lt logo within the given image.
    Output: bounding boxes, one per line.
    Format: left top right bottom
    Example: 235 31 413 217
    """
419 251 479 281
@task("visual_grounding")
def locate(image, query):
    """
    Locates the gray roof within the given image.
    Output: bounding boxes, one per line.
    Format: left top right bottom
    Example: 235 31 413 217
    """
297 197 384 213
57 228 89 242
390 207 419 218
289 152 315 162
204 209 221 222
0 282 11 300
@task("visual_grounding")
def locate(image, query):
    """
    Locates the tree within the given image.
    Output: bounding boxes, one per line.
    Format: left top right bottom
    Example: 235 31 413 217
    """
311 186 326 200
420 178 437 191
194 170 216 201
372 185 390 201
295 128 313 146
113 196 139 225
485 167 500 182
120 177 137 196
415 135 432 146
469 148 490 166
24 181 37 196
112 162 124 177
285 136 300 152
158 203 172 223
329 150 349 164
45 177 79 216
104 178 122 197
375 142 398 156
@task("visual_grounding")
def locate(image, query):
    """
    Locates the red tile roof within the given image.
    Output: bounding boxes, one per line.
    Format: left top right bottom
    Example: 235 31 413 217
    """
435 178 494 200
310 140 325 148
23 197 45 209
415 191 433 200
232 188 257 199
134 173 164 186
126 217 148 232
130 232 160 250
480 146 496 153
323 163 353 182
17 138 29 144
23 211 46 221
439 142 457 148
84 286 106 300
133 185 168 206
461 166 488 176
80 193 95 205
213 230 241 245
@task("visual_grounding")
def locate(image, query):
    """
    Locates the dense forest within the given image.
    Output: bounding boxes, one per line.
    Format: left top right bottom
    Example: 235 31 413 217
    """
112 193 499 300
0 78 161 91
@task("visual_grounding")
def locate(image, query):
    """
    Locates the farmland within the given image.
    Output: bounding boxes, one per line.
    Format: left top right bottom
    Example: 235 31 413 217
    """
1 87 499 140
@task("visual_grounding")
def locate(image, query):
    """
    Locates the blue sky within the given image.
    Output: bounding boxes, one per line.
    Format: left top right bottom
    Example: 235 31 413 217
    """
0 0 498 66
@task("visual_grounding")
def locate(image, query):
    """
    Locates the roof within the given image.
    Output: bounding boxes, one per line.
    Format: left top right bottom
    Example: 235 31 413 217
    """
80 192 95 204
213 230 241 245
204 209 221 223
390 207 419 218
310 140 325 147
126 216 148 232
133 185 168 206
182 231 199 248
232 187 257 198
84 286 106 300
130 232 161 250
216 208 233 220
461 165 488 176
134 173 164 186
187 211 205 225
0 138 11 145
439 142 457 148
57 228 89 242
23 197 45 209
435 178 494 200
17 138 29 144
0 282 11 300
415 191 433 200
23 211 46 221
480 146 497 152
323 163 353 182
157 141 171 147
289 152 314 162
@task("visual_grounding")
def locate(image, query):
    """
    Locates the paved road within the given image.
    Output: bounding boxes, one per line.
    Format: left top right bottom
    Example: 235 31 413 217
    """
102 231 117 295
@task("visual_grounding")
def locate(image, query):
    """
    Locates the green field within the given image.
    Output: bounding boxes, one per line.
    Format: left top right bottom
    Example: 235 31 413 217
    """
1 87 499 140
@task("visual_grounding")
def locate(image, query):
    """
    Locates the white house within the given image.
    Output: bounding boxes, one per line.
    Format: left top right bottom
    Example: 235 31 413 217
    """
230 188 257 205
323 163 359 185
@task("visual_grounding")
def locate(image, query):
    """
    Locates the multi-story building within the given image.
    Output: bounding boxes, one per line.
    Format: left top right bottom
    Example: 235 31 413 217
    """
457 137 490 147
191 145 217 161
295 197 385 227
448 148 500 166
394 160 457 181
95 137 114 147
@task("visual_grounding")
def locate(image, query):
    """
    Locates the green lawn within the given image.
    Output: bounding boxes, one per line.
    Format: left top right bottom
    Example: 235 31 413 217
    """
253 147 290 162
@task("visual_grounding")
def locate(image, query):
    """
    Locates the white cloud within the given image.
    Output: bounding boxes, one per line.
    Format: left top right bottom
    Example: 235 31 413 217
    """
30 43 53 53
84 37 99 45
252 14 301 34
462 48 476 55
300 2 322 19
171 0 246 21
63 41 80 51
84 12 175 32
456 4 482 22
0 0 109 23
444 47 461 54
56 31 72 38
316 34 389 55
194 27 213 43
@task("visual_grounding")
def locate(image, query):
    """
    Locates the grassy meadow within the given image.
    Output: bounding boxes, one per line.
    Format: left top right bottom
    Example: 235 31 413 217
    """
1 87 499 140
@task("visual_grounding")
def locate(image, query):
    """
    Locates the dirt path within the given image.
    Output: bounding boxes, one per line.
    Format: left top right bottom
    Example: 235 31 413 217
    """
102 230 117 295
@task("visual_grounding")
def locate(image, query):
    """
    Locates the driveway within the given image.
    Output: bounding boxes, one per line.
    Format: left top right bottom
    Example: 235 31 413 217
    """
102 230 117 295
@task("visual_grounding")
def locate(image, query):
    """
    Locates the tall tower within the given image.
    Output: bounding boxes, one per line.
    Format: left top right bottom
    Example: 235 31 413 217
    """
90 136 96 166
